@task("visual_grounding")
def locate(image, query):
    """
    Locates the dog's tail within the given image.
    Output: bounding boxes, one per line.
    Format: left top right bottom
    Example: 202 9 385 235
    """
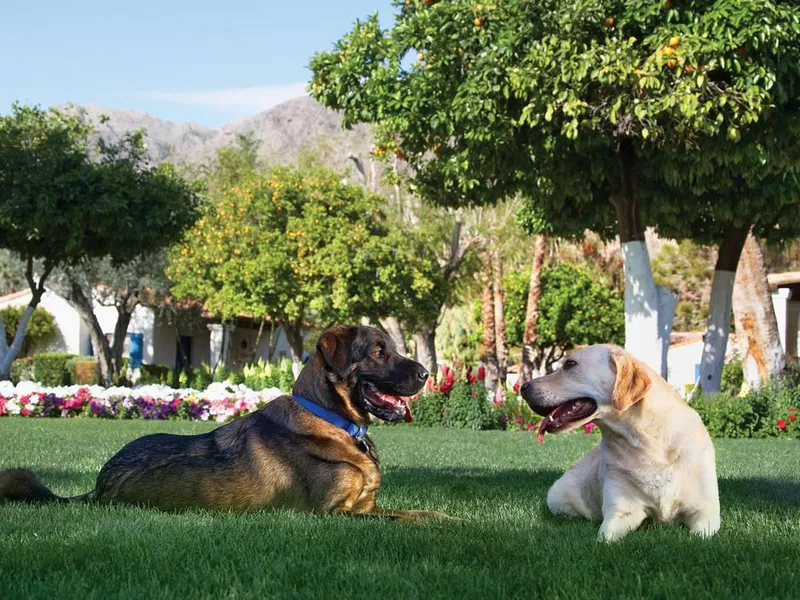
0 469 94 504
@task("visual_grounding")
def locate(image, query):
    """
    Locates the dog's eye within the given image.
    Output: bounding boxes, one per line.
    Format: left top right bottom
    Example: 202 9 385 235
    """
563 359 577 370
375 347 385 358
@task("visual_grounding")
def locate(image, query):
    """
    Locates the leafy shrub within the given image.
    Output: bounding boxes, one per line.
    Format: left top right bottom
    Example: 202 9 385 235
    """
138 363 171 386
228 370 245 385
692 383 800 439
495 392 542 431
242 357 295 392
72 360 99 385
720 360 744 396
191 363 213 391
10 358 33 384
411 391 446 426
1 306 56 356
213 364 229 383
33 353 78 386
692 392 760 438
443 382 494 430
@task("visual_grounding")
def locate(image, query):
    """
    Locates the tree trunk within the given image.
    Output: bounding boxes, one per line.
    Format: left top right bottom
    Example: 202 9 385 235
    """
0 258 51 379
732 233 786 390
479 246 499 395
492 247 508 387
698 225 749 393
611 140 675 377
283 321 305 364
63 280 113 386
521 234 547 382
111 295 138 375
414 325 437 377
380 316 408 356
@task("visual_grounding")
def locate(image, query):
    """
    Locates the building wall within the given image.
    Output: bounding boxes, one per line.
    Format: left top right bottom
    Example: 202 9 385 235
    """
0 291 84 355
667 341 703 395
771 292 799 360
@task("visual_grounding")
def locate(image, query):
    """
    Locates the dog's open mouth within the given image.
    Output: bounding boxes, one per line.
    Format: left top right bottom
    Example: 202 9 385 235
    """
362 384 413 423
537 398 597 444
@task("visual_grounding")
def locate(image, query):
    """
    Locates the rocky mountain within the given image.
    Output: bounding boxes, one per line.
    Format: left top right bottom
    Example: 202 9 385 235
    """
78 97 377 177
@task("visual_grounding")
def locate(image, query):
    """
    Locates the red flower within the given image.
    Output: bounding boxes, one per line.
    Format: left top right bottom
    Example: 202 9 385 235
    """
467 372 476 384
584 422 596 434
515 418 523 425
477 366 486 381
789 407 796 412
790 414 797 423
777 419 787 430
21 407 31 417
513 380 521 393
526 423 535 432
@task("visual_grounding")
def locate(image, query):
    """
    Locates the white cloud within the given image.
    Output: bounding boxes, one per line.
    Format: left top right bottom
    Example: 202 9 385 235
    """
141 83 308 113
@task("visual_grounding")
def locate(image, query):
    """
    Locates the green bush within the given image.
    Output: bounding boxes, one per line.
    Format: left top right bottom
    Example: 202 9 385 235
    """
213 364 229 383
495 392 542 431
720 360 744 396
1 305 56 356
10 358 34 384
411 391 447 426
33 353 78 386
228 370 245 386
443 383 494 430
191 363 213 391
138 363 171 386
692 382 800 439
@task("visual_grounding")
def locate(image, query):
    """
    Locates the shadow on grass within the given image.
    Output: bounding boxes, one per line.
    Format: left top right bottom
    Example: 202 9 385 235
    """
720 477 800 507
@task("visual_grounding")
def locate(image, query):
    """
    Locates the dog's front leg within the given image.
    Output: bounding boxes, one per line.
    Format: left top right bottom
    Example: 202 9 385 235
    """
682 507 721 538
598 481 648 542
598 504 648 542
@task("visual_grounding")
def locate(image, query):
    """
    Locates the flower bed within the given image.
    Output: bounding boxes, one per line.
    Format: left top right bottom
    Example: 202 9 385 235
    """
0 380 285 423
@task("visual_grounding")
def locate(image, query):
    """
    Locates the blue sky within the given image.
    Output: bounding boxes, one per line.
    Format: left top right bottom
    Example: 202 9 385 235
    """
1 0 395 127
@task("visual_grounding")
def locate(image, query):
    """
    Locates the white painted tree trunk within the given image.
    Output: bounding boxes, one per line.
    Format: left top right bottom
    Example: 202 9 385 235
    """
698 270 735 393
0 304 36 379
621 241 675 378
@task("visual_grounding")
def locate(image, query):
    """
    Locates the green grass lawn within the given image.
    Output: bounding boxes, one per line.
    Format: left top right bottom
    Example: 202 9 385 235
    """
1 419 799 600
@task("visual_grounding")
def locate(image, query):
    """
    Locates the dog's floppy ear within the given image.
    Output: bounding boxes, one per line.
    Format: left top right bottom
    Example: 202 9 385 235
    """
609 348 651 411
317 326 358 379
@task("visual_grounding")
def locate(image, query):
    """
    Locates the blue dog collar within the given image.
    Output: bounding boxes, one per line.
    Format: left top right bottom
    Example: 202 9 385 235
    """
293 395 368 441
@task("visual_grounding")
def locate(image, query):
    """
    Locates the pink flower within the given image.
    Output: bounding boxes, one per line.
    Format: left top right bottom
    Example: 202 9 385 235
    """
526 423 535 432
584 422 596 434
777 419 787 430
515 418 523 425
21 407 31 417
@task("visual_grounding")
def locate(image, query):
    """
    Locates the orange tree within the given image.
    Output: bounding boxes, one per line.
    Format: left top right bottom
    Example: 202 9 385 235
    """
309 0 800 378
168 157 439 363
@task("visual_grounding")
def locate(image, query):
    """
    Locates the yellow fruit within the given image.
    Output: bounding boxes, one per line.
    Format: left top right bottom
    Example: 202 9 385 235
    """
668 36 680 48
418 52 425 62
474 17 483 28
604 17 616 28
663 46 676 56
667 58 678 69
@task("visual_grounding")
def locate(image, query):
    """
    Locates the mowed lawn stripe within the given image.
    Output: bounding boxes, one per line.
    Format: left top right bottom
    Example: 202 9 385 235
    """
1 419 798 599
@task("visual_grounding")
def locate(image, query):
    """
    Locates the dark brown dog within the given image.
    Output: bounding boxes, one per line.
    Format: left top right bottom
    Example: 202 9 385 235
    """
0 325 448 520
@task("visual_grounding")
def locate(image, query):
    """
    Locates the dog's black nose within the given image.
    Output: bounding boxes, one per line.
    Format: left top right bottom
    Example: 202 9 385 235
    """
520 380 532 396
418 367 429 381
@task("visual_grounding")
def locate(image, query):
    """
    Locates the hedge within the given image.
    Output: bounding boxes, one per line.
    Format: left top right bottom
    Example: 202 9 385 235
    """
33 353 78 387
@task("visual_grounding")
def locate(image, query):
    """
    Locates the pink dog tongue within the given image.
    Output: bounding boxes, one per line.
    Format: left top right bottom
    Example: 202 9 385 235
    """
537 416 549 445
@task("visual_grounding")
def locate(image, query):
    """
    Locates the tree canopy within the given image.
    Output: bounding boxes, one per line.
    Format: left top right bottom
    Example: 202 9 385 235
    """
0 103 200 378
167 154 439 359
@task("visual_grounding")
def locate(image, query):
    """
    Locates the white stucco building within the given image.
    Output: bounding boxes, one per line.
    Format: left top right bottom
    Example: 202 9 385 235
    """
0 288 297 370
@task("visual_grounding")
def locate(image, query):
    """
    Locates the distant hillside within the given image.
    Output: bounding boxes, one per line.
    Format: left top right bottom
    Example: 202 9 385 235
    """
76 98 377 177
